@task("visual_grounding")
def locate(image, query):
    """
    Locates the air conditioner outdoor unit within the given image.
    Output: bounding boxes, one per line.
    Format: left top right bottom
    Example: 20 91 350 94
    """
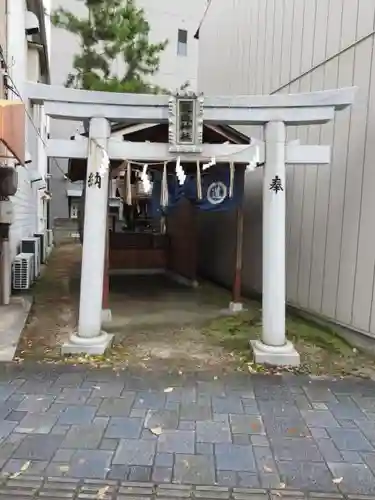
20 237 40 278
34 232 46 263
12 253 34 290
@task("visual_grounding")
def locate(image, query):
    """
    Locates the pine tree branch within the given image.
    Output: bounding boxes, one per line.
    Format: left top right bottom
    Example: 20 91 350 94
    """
51 0 168 93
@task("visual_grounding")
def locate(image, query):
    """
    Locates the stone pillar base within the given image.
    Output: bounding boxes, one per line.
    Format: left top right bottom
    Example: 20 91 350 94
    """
250 339 300 367
101 309 112 324
229 301 244 313
62 331 114 356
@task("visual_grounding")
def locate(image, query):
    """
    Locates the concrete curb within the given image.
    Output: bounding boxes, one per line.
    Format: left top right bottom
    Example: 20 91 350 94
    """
0 295 33 361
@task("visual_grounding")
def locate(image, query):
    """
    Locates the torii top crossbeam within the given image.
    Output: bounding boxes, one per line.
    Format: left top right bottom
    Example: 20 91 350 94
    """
26 83 356 167
26 83 356 124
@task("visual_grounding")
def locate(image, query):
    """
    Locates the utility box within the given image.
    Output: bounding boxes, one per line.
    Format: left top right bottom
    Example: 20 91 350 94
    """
0 200 13 224
0 167 18 196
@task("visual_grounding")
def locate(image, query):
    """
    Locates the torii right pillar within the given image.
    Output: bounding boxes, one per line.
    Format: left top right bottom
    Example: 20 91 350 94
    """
250 121 299 365
250 87 357 366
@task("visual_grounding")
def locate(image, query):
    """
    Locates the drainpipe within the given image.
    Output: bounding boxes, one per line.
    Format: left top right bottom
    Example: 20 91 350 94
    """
2 235 10 305
46 156 51 229
1 224 10 305
5 1 7 56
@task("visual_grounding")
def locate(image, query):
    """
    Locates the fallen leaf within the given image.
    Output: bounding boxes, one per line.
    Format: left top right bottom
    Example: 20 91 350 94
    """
213 376 218 380
287 427 298 435
164 387 174 393
97 485 110 499
21 461 31 472
9 460 31 478
150 426 163 436
332 477 343 484
263 465 273 473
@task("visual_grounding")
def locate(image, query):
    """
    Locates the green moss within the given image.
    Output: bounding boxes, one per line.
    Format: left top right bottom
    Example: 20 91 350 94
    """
202 308 261 355
286 316 353 355
202 302 354 359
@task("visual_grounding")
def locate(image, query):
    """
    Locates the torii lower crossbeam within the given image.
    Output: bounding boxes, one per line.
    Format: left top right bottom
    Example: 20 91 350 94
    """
46 139 331 165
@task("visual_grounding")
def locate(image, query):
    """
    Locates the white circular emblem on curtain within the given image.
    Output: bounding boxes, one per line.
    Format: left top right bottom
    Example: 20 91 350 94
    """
207 181 227 204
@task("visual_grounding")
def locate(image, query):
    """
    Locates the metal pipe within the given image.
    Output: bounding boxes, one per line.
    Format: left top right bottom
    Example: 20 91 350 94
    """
2 237 10 305
272 29 375 95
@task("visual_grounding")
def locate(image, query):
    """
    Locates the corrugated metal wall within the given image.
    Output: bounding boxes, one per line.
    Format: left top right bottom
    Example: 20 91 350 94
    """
198 0 375 337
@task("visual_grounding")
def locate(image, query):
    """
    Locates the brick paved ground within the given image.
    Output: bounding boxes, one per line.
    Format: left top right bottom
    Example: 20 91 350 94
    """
0 365 374 498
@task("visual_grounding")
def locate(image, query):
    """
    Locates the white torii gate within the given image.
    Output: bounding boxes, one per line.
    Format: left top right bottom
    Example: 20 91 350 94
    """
26 83 356 366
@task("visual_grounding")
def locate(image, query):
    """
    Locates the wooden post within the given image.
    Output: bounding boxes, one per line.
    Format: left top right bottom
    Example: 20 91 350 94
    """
232 205 244 306
191 204 198 285
102 224 110 310
102 173 110 314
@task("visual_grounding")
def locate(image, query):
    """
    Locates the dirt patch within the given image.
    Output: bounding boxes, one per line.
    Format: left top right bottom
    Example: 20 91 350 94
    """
16 243 239 373
15 242 375 378
16 243 80 361
108 326 240 373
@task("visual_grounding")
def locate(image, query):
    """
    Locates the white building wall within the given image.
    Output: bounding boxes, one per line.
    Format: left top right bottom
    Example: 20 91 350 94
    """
6 0 51 258
135 0 204 91
40 0 52 234
28 42 50 234
44 0 52 60
7 0 35 259
198 0 375 338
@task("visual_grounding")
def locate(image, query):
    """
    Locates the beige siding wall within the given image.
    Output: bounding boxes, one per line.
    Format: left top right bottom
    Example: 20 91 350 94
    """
198 0 375 337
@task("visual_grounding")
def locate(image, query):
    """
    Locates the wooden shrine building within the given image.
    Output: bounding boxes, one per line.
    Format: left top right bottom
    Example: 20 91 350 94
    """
68 122 250 303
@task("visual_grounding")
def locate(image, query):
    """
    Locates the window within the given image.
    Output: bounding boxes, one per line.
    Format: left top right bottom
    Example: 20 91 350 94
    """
177 29 188 56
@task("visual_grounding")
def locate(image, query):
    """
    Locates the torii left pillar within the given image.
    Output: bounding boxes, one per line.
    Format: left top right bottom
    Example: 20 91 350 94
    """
62 117 114 355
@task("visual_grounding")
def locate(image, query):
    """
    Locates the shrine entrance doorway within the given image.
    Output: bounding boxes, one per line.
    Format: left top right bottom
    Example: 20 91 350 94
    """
69 121 250 296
